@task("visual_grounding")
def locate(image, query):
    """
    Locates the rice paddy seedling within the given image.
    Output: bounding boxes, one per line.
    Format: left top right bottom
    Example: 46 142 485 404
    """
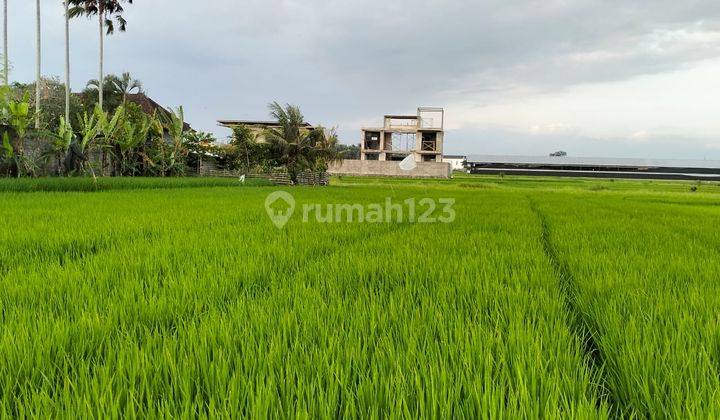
0 176 269 193
530 190 720 417
0 176 718 417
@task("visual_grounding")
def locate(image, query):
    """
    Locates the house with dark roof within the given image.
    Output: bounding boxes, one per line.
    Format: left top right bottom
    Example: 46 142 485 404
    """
126 93 192 132
72 92 193 133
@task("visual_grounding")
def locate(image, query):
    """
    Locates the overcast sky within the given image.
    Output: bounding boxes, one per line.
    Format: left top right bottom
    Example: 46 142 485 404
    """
5 0 720 158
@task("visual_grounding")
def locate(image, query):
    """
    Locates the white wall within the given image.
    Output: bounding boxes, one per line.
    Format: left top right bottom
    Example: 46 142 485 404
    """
443 157 466 170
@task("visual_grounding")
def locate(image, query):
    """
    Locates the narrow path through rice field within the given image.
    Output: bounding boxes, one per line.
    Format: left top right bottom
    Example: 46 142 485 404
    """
529 188 720 417
527 198 624 417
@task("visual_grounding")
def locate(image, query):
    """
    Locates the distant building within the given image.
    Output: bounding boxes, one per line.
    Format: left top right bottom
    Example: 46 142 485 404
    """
360 107 444 163
443 155 466 171
465 154 720 180
217 120 314 143
126 93 192 132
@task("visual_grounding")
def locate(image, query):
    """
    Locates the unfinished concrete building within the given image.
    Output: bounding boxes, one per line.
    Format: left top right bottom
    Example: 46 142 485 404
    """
361 107 444 162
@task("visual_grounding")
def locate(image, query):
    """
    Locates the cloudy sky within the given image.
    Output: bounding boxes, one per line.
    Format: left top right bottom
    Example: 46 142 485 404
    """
5 0 720 158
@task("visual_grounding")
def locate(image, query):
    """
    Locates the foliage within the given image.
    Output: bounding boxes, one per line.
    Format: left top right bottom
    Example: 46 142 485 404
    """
114 111 150 176
264 102 344 183
184 130 217 173
160 106 184 148
68 0 133 35
42 117 74 175
6 93 31 141
82 72 142 110
10 77 84 132
111 72 142 102
1 81 344 181
0 176 267 192
1 132 12 168
152 106 187 177
64 106 102 177
0 92 35 176
220 125 267 172
79 75 123 113
2 94 193 179
308 125 344 171
336 143 360 160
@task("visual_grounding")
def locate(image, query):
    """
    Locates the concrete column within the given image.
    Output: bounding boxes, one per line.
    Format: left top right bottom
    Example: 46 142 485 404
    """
437 132 444 162
379 130 386 161
415 129 421 162
360 130 366 160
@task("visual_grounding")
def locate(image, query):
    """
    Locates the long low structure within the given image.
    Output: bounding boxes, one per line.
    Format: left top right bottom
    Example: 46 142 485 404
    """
465 155 720 181
329 160 452 179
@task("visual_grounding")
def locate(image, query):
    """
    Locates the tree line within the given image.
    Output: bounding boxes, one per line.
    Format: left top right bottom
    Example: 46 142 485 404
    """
1 77 346 182
0 1 348 182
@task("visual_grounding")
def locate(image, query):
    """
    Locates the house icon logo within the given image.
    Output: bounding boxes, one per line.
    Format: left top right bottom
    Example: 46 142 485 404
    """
265 191 296 229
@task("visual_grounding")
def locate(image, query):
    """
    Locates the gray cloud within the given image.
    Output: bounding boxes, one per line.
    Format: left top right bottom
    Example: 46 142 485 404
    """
4 0 720 155
447 126 720 160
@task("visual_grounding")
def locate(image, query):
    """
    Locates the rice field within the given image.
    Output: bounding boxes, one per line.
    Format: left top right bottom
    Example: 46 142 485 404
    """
1 175 719 417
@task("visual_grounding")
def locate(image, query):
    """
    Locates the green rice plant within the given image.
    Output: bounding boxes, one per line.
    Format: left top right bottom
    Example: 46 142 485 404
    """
0 176 270 192
530 189 720 417
0 175 718 417
0 182 607 417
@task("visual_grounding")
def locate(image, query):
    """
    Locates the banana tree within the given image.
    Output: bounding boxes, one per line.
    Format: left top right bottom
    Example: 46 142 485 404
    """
1 131 12 176
65 107 102 179
43 117 74 175
115 113 149 176
94 103 124 175
0 85 10 175
159 106 188 176
136 114 167 176
2 94 35 177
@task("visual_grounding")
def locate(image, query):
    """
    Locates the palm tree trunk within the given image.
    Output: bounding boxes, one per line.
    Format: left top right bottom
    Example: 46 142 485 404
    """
35 0 41 129
64 0 70 123
98 7 104 110
3 0 8 87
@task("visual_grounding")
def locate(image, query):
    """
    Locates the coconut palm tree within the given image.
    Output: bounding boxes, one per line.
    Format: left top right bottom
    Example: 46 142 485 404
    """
69 0 132 111
264 102 342 184
35 0 41 129
3 0 8 87
112 72 142 103
308 126 345 171
265 103 311 183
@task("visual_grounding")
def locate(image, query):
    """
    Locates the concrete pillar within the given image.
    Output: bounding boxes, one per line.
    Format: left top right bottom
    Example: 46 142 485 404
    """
379 130 386 161
360 129 366 161
436 131 443 162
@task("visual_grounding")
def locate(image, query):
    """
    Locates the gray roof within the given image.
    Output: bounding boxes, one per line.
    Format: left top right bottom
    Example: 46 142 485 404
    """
465 155 720 169
218 120 314 128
